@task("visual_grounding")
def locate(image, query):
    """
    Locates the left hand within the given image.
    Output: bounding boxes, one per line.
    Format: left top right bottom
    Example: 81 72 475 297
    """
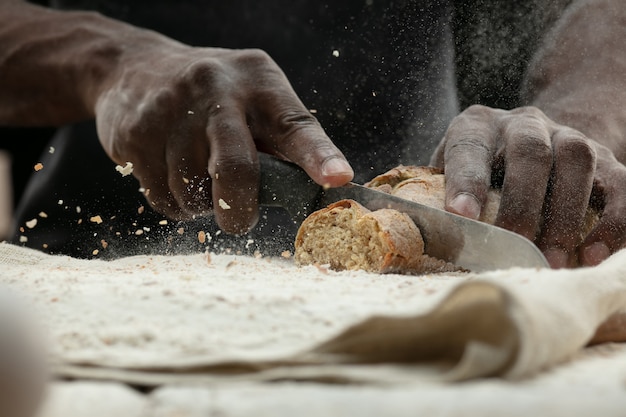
430 104 626 268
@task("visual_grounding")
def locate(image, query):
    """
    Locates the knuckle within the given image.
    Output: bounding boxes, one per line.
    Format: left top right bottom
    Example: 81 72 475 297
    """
445 125 491 154
511 105 547 120
462 104 492 118
212 118 246 139
179 58 225 88
213 153 259 180
233 48 275 69
555 135 597 169
445 133 491 155
278 110 320 128
508 135 552 165
125 114 149 139
273 110 323 146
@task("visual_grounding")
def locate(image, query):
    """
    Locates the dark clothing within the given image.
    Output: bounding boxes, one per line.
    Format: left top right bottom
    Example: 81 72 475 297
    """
8 0 570 258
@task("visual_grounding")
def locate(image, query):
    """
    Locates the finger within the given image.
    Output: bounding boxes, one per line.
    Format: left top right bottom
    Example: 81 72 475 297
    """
536 130 596 268
114 121 184 219
440 105 498 219
494 114 553 242
166 128 212 219
247 70 353 187
133 161 183 220
579 153 626 266
207 105 260 234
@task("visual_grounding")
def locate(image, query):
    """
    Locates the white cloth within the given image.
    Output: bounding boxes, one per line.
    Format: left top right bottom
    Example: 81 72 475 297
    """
1 242 626 415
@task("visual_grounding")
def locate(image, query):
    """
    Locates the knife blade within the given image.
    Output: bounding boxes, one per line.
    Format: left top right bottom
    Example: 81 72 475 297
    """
258 154 549 272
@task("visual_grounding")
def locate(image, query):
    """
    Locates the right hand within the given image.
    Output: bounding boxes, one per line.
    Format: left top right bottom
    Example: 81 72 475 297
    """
430 105 626 268
94 44 353 234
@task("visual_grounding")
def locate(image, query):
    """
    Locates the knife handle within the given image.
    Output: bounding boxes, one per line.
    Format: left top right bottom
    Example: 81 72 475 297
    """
258 153 323 223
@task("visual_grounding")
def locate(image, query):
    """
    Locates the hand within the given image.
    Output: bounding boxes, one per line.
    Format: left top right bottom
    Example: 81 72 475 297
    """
95 45 353 234
430 105 626 268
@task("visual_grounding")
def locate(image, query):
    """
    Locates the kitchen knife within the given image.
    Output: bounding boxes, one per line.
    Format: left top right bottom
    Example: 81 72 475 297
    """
258 153 549 272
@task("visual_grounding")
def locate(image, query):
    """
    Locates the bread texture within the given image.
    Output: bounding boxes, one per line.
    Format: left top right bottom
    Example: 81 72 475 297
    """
294 199 459 274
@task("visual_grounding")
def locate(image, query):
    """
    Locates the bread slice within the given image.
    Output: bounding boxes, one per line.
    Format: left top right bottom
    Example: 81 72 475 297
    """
294 199 459 274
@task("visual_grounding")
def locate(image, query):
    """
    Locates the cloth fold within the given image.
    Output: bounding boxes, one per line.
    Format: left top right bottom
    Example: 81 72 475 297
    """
0 242 625 386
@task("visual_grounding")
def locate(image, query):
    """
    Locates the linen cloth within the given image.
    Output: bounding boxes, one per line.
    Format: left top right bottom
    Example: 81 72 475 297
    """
1 241 626 415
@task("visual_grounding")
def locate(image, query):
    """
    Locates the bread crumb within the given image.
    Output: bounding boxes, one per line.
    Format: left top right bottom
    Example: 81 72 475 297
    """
76 206 81 214
19 236 28 243
34 162 44 171
138 206 145 214
218 198 231 210
245 239 254 249
158 220 168 225
198 231 206 244
92 249 99 256
206 252 211 265
187 110 194 115
183 177 189 184
135 229 144 236
177 227 185 235
281 250 292 259
25 219 37 229
115 162 134 176
254 250 263 259
90 215 103 224
49 146 55 154
42 243 48 249
39 212 48 218
57 200 63 205
101 239 108 249
19 227 24 233
332 49 340 57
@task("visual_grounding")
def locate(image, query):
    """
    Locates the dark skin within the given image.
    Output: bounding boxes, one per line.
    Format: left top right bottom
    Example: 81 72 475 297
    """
1 0 625 268
431 0 626 268
0 1 354 235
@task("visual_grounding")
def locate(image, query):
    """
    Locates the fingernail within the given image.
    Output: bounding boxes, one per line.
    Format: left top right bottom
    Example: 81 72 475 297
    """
448 193 481 220
581 242 611 266
321 158 354 178
544 248 569 269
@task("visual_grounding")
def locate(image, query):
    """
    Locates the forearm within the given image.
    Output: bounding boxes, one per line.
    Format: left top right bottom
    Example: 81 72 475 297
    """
523 0 626 162
0 0 182 126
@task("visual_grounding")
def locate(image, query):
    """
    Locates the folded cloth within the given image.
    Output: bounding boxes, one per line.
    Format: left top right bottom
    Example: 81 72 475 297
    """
0 242 625 386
